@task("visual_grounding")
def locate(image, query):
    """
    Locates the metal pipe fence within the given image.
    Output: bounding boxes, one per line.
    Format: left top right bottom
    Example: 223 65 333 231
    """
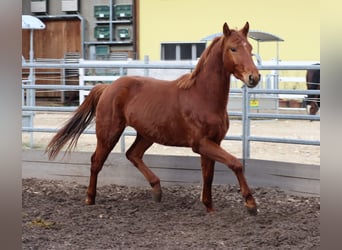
22 61 320 161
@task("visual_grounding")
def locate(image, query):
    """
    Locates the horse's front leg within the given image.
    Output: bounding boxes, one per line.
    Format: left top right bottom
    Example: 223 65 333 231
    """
126 134 162 202
197 138 257 215
200 156 215 212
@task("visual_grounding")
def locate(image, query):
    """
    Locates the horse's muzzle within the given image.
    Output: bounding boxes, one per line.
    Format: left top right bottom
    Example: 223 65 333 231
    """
247 73 260 88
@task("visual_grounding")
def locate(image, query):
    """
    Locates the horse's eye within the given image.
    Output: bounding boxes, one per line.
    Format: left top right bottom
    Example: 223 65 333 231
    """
230 48 237 52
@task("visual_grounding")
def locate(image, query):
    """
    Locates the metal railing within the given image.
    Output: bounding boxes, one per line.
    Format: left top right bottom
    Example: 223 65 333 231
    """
22 60 320 161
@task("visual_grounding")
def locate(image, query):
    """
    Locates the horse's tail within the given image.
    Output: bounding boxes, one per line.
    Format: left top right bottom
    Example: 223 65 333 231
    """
46 84 108 160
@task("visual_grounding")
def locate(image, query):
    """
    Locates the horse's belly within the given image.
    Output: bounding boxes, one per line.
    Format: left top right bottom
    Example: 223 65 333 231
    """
125 93 189 146
131 120 190 147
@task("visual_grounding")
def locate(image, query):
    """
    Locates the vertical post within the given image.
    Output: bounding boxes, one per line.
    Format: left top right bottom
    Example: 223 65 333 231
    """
275 42 280 112
119 66 124 76
176 45 181 60
191 44 197 60
242 85 251 169
78 59 85 105
28 29 36 148
144 55 149 76
29 30 35 107
109 0 113 41
120 134 126 153
61 61 65 103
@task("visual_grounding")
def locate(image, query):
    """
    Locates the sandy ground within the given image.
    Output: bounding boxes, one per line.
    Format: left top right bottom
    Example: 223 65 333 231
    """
22 178 320 249
22 112 320 165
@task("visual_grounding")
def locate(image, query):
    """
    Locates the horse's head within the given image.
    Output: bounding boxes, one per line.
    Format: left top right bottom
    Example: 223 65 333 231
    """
222 22 260 88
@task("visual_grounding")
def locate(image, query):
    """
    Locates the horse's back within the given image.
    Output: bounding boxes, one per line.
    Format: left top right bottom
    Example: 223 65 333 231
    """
117 76 180 118
106 75 177 92
98 76 176 104
100 75 180 117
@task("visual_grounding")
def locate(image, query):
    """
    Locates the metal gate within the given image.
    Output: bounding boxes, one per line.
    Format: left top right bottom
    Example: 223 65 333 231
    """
22 60 320 162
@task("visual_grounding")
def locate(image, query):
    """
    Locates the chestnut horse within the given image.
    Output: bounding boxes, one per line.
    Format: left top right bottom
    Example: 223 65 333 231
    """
46 22 260 215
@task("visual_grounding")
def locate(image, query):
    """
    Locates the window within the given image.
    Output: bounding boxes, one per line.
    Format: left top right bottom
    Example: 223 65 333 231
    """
161 42 206 60
196 43 206 58
180 43 192 60
163 44 176 60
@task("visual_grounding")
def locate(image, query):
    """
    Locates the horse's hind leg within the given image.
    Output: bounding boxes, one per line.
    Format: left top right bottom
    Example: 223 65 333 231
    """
126 134 162 202
85 124 125 205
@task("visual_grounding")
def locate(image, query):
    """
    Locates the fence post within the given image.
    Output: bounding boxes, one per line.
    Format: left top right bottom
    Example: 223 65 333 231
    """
144 55 149 76
78 59 85 105
28 33 35 148
242 85 251 169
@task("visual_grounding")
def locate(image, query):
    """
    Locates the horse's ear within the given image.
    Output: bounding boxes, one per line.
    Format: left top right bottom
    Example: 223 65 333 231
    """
241 22 249 37
223 22 231 37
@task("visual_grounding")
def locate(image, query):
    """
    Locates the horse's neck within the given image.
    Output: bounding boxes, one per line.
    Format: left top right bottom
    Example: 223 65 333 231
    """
194 49 231 110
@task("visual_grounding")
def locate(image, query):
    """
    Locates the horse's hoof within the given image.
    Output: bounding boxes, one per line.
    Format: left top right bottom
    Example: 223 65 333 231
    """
206 207 216 213
246 206 258 216
152 190 162 202
85 197 95 205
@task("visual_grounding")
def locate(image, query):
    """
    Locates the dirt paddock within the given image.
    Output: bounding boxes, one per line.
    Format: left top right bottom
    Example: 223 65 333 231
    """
22 112 320 249
22 178 320 249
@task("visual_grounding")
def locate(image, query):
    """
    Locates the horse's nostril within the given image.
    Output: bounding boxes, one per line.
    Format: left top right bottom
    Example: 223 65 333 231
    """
249 74 261 83
249 75 254 83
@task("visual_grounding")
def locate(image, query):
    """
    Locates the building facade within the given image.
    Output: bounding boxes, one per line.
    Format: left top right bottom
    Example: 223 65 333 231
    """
138 0 319 62
22 0 136 60
22 0 319 62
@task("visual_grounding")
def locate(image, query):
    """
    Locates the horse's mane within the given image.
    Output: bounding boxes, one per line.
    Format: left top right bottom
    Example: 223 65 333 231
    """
177 36 223 89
